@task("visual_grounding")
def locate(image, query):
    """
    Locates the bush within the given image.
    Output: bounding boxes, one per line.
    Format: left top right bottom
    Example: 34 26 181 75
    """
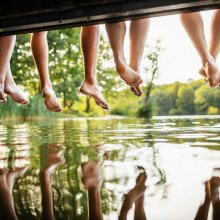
0 94 55 120
137 103 152 118
207 106 219 115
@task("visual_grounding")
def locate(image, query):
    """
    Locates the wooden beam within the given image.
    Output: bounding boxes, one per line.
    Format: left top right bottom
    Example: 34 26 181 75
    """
0 0 220 36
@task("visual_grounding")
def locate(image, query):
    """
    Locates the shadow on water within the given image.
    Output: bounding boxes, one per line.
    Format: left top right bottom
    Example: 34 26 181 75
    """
0 116 220 219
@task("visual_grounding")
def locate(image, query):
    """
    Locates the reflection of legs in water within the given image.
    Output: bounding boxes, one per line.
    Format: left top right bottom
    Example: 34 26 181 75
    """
119 171 147 220
81 161 103 220
210 177 220 220
105 20 150 96
0 36 16 103
40 145 64 220
180 13 220 87
194 176 220 220
0 167 28 220
80 26 109 110
194 181 211 220
31 32 62 112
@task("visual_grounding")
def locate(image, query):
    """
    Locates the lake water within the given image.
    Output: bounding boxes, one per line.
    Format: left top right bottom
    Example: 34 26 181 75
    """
0 116 220 220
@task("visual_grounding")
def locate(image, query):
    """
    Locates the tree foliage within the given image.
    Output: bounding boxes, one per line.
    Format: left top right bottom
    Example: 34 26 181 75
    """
149 80 220 116
2 30 219 119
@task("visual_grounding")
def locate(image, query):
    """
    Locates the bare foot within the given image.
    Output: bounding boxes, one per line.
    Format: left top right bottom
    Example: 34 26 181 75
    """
116 60 143 96
0 83 7 103
80 81 109 110
130 83 143 97
42 87 63 112
129 66 143 97
81 161 102 189
199 68 208 82
4 71 29 105
4 85 29 105
202 60 220 87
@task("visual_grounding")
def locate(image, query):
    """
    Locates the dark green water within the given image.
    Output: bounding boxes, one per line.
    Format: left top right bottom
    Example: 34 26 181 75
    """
1 116 220 220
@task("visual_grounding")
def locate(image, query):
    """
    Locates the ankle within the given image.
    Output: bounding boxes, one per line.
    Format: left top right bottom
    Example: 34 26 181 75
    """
0 80 4 86
202 56 215 67
129 59 141 72
41 83 52 91
83 79 98 86
129 64 140 73
209 49 218 61
135 201 145 208
115 59 127 74
0 81 4 91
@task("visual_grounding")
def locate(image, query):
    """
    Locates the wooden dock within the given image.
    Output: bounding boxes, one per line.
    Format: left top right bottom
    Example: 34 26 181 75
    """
0 0 220 36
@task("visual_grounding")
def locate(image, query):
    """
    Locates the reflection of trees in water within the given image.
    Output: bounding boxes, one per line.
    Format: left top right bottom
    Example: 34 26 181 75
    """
132 129 169 199
161 118 220 149
152 146 166 184
150 144 169 199
15 170 41 219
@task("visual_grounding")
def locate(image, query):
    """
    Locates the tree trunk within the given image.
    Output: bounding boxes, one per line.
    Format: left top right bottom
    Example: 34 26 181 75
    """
63 92 67 108
85 96 91 113
67 101 73 109
145 68 157 102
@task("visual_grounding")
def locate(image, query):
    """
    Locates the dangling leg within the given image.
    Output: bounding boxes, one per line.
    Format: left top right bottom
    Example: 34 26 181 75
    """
210 177 220 220
0 36 16 103
209 10 220 60
0 169 18 220
4 66 29 104
180 12 220 87
0 167 28 220
31 32 62 112
129 18 150 96
134 172 147 220
198 10 220 82
105 22 143 96
194 181 211 220
80 25 109 110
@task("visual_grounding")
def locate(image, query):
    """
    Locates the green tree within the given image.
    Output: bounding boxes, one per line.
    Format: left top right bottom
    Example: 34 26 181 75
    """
138 39 163 118
194 85 220 114
150 82 181 115
176 85 195 115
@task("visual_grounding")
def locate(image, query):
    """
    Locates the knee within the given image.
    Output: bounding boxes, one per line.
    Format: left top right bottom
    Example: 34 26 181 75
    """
0 35 16 43
31 31 48 39
179 13 188 21
31 32 48 45
82 25 100 34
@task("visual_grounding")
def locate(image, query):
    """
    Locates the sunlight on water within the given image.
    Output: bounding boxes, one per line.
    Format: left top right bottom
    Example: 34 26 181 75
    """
0 116 220 220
